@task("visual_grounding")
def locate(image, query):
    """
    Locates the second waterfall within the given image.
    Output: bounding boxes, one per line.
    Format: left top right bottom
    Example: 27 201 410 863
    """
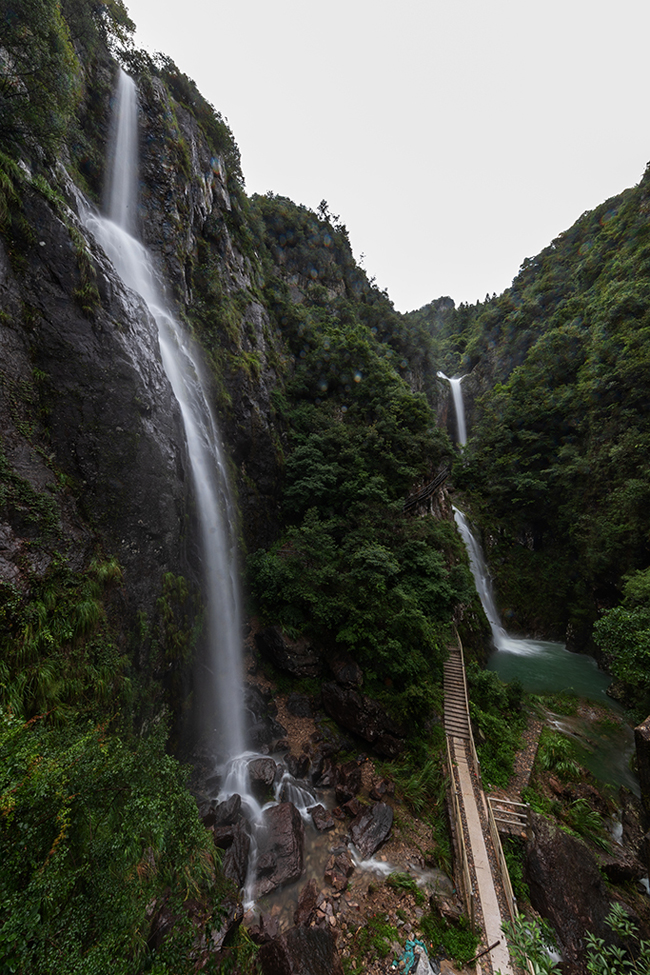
84 70 245 766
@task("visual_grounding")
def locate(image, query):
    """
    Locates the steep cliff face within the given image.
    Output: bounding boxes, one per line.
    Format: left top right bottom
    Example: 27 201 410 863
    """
134 71 285 551
0 50 287 711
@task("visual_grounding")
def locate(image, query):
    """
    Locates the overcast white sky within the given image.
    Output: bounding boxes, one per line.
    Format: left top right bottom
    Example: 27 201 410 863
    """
122 0 650 312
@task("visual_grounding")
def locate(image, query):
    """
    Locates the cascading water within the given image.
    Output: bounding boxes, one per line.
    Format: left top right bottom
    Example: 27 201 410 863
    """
446 379 616 704
437 371 467 446
83 71 327 907
83 70 245 768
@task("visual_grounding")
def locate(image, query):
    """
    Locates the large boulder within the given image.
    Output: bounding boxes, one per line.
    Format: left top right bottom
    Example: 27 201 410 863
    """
327 650 363 688
349 802 393 859
525 811 625 973
255 802 305 898
248 757 278 801
258 925 343 975
217 821 251 890
335 760 362 804
321 682 404 757
255 626 323 677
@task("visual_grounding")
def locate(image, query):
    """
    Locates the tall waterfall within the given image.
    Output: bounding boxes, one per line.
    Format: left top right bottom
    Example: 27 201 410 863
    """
437 372 467 446
84 70 245 764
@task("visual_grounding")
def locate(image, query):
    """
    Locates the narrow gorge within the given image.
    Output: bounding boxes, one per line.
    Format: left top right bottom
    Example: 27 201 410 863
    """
2 4 650 975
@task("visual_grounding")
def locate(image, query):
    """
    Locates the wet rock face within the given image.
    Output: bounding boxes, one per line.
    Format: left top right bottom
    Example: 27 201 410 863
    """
0 190 194 636
258 925 343 975
321 682 404 757
255 626 323 678
255 802 305 898
248 757 278 801
348 802 393 859
525 811 626 973
246 684 288 749
136 79 284 553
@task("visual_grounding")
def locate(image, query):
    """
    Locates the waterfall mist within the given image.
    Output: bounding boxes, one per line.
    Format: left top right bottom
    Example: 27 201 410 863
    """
85 69 245 766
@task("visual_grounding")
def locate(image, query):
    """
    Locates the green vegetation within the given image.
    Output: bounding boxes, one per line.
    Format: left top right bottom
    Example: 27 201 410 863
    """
536 728 581 781
500 905 650 975
593 567 650 717
418 912 479 966
386 872 425 905
467 665 526 789
246 196 480 728
351 913 400 962
0 712 228 975
433 165 650 671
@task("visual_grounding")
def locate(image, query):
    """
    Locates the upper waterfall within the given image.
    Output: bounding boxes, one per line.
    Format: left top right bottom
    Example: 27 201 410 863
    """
84 70 245 764
437 372 467 446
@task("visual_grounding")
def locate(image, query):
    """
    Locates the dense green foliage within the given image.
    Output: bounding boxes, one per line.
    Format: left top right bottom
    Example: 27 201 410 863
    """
0 713 227 975
431 165 650 662
247 195 478 723
594 567 650 716
466 665 525 788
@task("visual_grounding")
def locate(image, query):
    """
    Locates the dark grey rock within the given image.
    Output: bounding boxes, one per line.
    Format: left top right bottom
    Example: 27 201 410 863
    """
328 650 363 688
308 804 335 832
255 626 323 677
248 757 278 800
255 802 305 898
349 802 393 859
321 682 404 757
335 760 362 804
259 925 343 975
287 692 313 718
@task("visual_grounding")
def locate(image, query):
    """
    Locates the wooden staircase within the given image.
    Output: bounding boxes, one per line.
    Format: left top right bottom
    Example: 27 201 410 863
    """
444 646 471 739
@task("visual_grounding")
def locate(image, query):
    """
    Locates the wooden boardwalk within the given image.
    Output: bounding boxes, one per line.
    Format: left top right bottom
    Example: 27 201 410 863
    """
444 642 518 975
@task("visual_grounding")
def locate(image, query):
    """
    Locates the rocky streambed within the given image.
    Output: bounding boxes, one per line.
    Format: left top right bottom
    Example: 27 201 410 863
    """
190 651 467 975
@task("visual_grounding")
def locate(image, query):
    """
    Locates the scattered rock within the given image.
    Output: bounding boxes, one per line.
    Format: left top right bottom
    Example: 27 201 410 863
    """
342 798 362 818
369 777 395 801
324 849 355 890
258 925 343 975
312 754 336 788
309 804 335 831
211 793 242 827
349 802 393 859
255 802 305 898
255 626 323 677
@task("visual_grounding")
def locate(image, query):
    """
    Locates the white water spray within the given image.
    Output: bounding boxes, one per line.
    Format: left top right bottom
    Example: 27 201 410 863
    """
84 70 245 764
437 371 467 446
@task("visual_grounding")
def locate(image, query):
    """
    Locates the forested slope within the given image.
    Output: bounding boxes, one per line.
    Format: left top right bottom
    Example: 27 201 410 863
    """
415 166 650 711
